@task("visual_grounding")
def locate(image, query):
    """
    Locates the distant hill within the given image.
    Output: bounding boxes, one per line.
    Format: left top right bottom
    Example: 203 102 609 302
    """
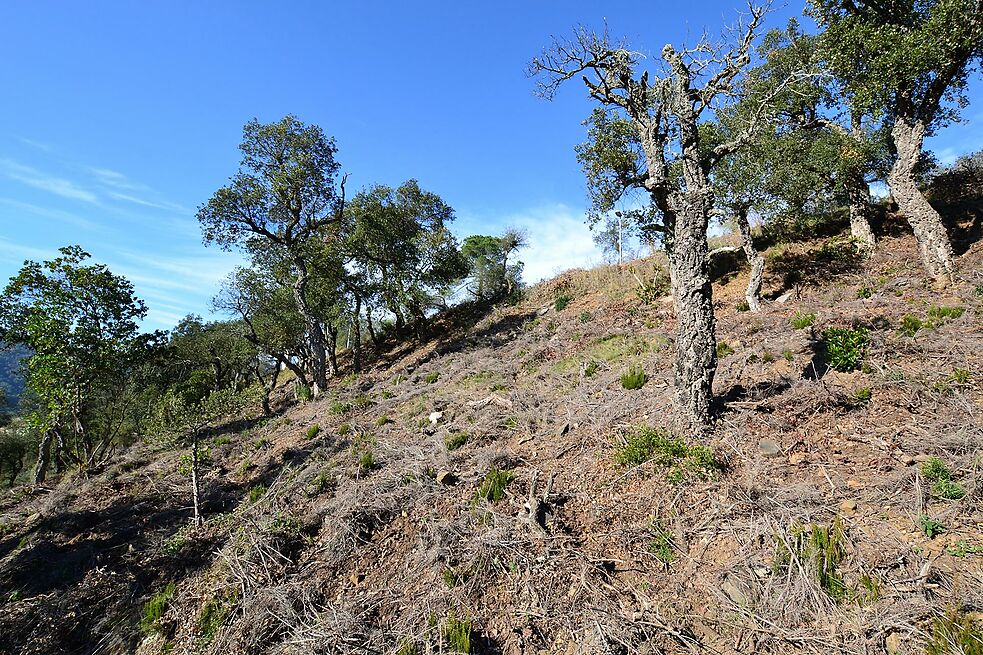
0 344 28 408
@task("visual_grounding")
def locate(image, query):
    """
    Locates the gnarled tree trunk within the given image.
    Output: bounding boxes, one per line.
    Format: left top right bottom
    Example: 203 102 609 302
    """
844 168 876 252
291 261 328 396
33 429 54 484
888 117 955 284
736 208 764 312
664 202 717 436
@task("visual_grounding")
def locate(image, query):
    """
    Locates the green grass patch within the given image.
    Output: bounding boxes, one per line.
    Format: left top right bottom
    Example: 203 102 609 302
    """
441 612 473 653
620 365 647 390
424 372 440 384
247 484 266 504
554 294 572 311
306 424 321 440
444 432 468 451
899 314 923 337
790 311 816 329
773 516 848 600
716 341 735 358
474 466 513 503
925 609 983 655
140 582 176 635
613 427 721 483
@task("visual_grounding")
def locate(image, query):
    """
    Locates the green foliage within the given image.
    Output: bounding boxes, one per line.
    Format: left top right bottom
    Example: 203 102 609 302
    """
648 521 676 564
736 300 751 312
583 360 600 378
357 450 375 474
925 608 983 655
197 593 233 641
854 387 872 402
716 342 735 358
613 427 721 482
306 424 321 440
899 314 923 337
424 372 440 384
918 515 945 538
856 286 873 299
554 294 572 311
329 400 350 415
783 349 794 361
295 383 313 402
790 311 816 329
620 365 648 390
947 540 983 557
444 432 468 451
247 484 266 503
178 445 211 477
396 638 420 655
951 368 972 385
822 326 868 372
774 517 848 600
932 478 966 500
0 246 153 473
307 472 335 497
579 310 593 323
635 272 671 304
460 230 526 302
375 416 393 427
441 612 473 654
922 457 953 482
474 466 513 503
927 305 965 325
442 565 469 588
140 582 176 635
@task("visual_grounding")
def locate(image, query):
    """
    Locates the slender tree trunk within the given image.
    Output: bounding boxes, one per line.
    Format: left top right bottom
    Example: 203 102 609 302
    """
736 208 764 312
326 323 339 376
291 260 328 396
190 431 203 527
888 117 955 284
33 429 54 484
352 295 362 373
365 304 379 346
664 202 717 436
845 169 877 252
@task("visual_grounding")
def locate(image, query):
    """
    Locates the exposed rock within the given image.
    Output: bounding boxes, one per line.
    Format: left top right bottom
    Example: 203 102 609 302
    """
556 422 570 438
885 632 904 654
428 411 443 425
840 500 858 514
720 575 752 606
436 470 456 485
789 452 806 465
758 439 782 457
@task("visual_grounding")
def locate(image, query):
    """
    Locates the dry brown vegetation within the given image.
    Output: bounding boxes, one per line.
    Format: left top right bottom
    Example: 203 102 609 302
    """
1 214 982 655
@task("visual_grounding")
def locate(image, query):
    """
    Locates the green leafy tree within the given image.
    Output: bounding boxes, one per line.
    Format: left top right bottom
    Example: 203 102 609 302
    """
460 229 527 301
197 115 347 396
346 179 467 339
810 0 983 283
0 246 151 482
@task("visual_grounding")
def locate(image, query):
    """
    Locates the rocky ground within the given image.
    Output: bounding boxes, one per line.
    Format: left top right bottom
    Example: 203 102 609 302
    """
1 214 981 655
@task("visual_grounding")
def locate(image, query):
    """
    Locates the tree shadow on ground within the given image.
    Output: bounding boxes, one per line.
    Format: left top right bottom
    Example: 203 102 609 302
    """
767 239 865 295
714 379 793 414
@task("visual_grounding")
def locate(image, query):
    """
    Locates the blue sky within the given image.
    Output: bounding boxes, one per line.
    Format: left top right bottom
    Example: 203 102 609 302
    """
1 2 980 331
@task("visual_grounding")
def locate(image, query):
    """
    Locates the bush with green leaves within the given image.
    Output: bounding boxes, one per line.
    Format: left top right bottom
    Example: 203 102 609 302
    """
899 314 923 337
822 327 868 372
648 520 676 564
424 371 440 384
441 612 473 654
922 457 966 500
613 427 720 483
247 484 266 503
856 286 873 299
790 311 816 329
554 294 572 311
716 342 735 358
306 424 321 439
579 310 592 323
620 365 648 390
927 305 965 325
918 514 945 538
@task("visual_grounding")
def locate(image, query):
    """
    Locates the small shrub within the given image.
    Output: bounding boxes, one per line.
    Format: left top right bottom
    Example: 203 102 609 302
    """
716 341 735 358
856 574 881 605
424 372 440 384
648 521 676 564
307 472 335 497
927 305 965 325
925 608 983 655
330 401 350 415
442 566 469 588
295 383 313 402
306 424 321 440
975 284 983 297
381 389 395 399
790 311 817 329
445 432 468 451
474 466 513 503
854 387 872 402
584 360 600 378
951 368 972 385
932 478 966 500
375 416 393 427
357 450 375 474
918 514 945 538
856 286 873 299
773 517 847 600
252 437 270 450
783 349 794 361
554 294 572 311
620 365 648 390
336 422 350 436
352 394 373 409
441 612 473 654
197 593 233 641
735 300 750 312
614 427 721 482
247 484 266 503
947 540 983 557
899 314 923 337
761 351 776 363
579 310 593 323
212 435 231 446
140 582 176 635
822 326 868 372
922 457 953 482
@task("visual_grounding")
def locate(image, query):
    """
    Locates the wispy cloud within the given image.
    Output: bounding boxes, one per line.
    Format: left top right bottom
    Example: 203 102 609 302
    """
0 197 99 230
15 136 53 152
0 159 98 203
460 203 604 283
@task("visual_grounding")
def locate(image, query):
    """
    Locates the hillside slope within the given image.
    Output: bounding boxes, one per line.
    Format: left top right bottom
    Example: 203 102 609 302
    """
1 219 981 655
